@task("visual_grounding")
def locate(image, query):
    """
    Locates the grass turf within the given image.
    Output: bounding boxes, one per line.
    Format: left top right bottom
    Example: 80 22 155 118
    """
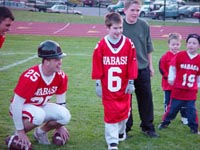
0 35 200 150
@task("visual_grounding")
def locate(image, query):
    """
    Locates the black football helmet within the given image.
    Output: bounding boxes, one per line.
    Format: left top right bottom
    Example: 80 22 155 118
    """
38 40 66 59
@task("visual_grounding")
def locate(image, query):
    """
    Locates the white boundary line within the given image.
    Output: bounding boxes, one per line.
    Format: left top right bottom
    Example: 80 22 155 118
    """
68 53 91 57
0 55 37 71
0 52 35 55
0 53 91 71
53 23 70 34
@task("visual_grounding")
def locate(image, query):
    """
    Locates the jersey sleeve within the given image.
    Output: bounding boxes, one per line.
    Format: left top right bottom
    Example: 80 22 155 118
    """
128 39 138 79
56 71 68 94
0 35 5 48
91 41 104 80
14 68 39 100
159 54 169 79
170 54 177 67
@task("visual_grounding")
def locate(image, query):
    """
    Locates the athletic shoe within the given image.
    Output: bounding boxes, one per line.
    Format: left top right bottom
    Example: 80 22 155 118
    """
181 117 188 125
126 127 131 133
108 143 118 150
33 127 50 145
158 123 168 130
191 129 200 135
142 130 159 138
118 132 126 142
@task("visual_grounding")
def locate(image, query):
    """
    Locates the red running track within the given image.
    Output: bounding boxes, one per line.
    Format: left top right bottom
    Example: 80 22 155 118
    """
9 21 200 39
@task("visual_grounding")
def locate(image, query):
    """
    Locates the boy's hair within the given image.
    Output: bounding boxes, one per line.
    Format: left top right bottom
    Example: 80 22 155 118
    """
0 6 15 23
167 33 182 44
124 0 141 9
104 12 123 28
186 33 200 44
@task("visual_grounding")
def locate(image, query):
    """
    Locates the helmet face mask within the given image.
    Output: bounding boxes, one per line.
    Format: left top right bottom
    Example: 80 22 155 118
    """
38 40 66 59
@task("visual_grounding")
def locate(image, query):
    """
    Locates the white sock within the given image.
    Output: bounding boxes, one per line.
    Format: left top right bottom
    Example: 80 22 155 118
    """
37 127 45 134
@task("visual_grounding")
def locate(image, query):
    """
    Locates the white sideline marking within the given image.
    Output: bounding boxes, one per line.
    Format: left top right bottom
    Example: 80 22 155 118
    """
53 23 70 34
0 53 91 71
0 52 35 55
0 55 37 71
68 53 91 57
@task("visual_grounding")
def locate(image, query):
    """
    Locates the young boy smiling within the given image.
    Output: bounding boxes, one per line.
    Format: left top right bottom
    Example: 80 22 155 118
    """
158 34 200 134
91 12 138 150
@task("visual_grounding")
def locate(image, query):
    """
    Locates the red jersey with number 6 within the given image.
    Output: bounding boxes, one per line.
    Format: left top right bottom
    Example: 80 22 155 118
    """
13 64 68 106
170 51 200 100
92 35 138 123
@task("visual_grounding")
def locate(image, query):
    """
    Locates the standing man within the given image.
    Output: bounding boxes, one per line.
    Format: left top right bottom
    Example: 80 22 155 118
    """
123 0 158 137
0 6 14 48
6 40 71 149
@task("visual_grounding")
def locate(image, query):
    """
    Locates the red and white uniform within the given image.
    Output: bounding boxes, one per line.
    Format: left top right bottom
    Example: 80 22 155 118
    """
0 35 5 48
10 64 70 130
159 51 178 90
92 35 138 123
170 51 200 100
13 65 67 106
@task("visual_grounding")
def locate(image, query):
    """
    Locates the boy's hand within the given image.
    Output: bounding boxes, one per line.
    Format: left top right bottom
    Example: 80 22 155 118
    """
125 80 135 94
96 80 102 98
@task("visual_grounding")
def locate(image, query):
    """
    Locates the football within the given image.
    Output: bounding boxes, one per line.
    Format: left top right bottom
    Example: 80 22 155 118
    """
52 128 69 146
5 135 32 150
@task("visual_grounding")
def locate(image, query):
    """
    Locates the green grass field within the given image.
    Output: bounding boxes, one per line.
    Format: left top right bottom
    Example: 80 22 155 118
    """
0 9 200 150
0 34 200 150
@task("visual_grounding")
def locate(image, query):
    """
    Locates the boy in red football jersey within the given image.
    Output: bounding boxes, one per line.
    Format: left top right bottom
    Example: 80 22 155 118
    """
159 33 188 125
6 40 71 149
158 34 200 134
0 6 14 48
91 12 138 150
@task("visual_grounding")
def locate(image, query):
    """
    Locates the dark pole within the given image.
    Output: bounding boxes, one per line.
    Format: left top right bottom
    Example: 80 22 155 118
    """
199 3 200 23
67 1 68 14
163 0 166 22
177 2 179 22
99 0 101 16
